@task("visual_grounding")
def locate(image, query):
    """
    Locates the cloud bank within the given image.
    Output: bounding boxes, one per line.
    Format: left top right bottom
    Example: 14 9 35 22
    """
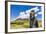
11 7 42 21
16 7 40 19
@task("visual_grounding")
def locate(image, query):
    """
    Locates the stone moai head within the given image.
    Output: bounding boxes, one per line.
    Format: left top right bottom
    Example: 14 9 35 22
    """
30 10 35 17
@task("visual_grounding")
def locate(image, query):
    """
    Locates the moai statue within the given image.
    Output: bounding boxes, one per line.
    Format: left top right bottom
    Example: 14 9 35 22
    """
30 10 38 28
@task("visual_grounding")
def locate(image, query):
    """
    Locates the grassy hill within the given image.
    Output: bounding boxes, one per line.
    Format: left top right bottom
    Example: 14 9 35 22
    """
38 20 42 27
10 19 30 29
10 19 42 29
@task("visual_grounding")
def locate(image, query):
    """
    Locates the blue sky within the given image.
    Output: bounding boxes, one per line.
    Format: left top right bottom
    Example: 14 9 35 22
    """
10 5 42 20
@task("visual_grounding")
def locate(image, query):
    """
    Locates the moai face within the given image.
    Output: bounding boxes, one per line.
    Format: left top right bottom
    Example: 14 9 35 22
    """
30 10 35 17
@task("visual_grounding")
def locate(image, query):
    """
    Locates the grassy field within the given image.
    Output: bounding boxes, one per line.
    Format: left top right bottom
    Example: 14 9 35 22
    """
38 20 42 27
10 20 42 29
10 20 30 29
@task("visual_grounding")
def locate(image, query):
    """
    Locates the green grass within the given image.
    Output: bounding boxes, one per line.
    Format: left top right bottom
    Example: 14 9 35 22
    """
10 20 42 29
38 20 42 27
10 20 30 29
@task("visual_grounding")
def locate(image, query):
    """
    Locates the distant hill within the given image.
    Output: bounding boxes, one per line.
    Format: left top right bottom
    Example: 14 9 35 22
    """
16 18 29 20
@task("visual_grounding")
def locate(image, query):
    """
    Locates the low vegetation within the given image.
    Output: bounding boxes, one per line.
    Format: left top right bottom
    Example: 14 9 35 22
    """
10 20 42 29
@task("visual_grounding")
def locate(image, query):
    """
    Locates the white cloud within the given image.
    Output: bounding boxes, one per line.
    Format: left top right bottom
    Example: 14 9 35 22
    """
16 12 29 19
26 7 39 14
11 18 16 22
15 7 40 20
35 12 42 17
20 12 25 16
35 14 37 17
38 12 42 14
